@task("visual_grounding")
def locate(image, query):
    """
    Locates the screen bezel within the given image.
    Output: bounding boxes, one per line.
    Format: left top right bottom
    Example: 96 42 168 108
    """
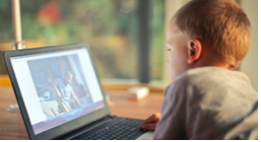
4 43 111 140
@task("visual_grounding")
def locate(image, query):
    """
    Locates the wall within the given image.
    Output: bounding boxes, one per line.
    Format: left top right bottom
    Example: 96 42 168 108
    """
240 0 258 92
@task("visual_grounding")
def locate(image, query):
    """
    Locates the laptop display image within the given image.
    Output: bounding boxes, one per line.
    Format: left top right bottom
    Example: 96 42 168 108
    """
4 43 151 140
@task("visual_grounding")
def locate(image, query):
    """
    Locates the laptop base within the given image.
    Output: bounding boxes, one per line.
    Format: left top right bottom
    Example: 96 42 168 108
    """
59 116 147 140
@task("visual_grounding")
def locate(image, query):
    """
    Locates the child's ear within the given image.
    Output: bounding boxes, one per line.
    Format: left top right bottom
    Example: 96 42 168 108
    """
187 39 202 64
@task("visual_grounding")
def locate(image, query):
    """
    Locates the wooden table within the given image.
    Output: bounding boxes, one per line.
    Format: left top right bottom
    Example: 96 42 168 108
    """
0 87 163 140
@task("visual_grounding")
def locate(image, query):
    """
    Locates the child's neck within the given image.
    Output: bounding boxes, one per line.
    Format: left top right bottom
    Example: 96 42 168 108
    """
191 50 237 70
190 60 236 71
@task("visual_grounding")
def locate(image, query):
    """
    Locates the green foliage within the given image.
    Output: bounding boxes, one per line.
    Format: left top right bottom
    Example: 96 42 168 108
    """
0 0 12 41
151 0 165 80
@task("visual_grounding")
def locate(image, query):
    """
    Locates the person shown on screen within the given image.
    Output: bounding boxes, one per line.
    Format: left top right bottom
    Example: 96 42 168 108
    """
140 0 257 140
46 64 67 113
52 70 83 112
63 71 83 109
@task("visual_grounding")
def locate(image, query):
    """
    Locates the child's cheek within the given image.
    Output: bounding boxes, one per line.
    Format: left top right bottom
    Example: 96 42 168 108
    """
166 59 173 78
166 61 170 73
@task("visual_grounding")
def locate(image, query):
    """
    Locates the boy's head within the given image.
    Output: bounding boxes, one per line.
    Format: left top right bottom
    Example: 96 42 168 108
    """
65 70 73 84
167 0 251 81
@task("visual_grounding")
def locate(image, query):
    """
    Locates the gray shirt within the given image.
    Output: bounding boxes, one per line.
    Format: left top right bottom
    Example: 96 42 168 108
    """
154 67 258 140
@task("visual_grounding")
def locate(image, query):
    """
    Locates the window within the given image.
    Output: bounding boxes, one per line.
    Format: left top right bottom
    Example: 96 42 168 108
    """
0 0 165 83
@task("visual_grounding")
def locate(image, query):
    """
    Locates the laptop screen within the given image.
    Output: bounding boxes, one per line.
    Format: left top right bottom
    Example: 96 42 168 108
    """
10 47 105 135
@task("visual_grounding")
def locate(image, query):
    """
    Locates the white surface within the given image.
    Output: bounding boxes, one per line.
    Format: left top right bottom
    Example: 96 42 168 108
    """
136 131 154 140
78 49 104 102
127 87 149 100
11 60 46 125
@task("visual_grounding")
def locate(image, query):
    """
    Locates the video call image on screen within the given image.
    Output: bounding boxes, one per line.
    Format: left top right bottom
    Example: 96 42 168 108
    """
11 48 105 135
27 54 93 119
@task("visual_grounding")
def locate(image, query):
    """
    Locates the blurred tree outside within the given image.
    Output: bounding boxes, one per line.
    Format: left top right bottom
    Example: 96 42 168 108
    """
0 0 165 82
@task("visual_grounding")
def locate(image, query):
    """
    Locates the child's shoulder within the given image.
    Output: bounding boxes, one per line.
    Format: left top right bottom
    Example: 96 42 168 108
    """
163 67 257 140
168 67 255 97
174 67 250 85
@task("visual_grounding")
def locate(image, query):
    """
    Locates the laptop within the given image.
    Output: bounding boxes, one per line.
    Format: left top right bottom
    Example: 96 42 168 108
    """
4 43 151 140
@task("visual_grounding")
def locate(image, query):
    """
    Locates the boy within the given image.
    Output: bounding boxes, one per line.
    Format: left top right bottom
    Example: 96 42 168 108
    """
140 0 258 140
52 70 83 112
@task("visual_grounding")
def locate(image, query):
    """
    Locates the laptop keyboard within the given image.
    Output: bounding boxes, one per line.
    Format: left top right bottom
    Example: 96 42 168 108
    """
82 118 147 140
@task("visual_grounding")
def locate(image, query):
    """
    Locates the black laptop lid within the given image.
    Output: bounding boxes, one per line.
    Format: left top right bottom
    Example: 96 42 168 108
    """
4 43 110 139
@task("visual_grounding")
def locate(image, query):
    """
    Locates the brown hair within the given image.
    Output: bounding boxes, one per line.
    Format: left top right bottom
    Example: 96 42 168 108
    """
172 0 251 68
